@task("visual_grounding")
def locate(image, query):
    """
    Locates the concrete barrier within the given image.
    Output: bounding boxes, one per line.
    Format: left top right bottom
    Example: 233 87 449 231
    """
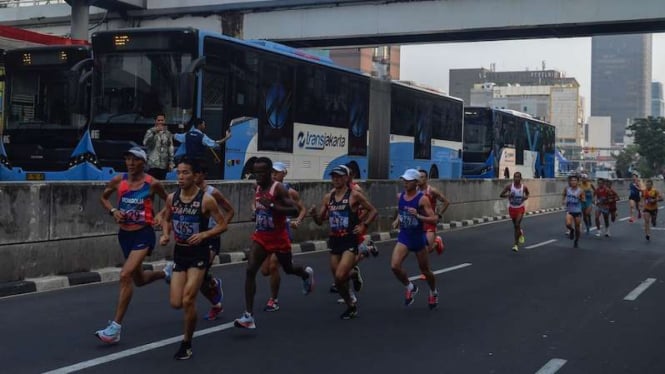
0 178 661 281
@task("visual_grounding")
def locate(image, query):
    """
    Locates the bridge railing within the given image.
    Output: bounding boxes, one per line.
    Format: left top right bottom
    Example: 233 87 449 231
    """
0 0 65 7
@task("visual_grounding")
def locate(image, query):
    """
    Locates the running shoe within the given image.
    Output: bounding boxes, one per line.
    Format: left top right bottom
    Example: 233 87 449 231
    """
340 304 358 320
605 228 611 237
351 266 363 292
512 245 519 252
95 320 121 344
163 262 174 284
435 236 445 255
518 231 525 245
204 304 223 321
646 235 650 241
337 292 358 304
574 240 579 248
595 231 601 237
358 242 370 257
173 342 193 360
329 283 338 293
629 217 635 223
263 298 280 312
428 293 439 310
368 240 379 257
234 312 256 329
211 277 224 305
302 267 315 295
405 284 419 306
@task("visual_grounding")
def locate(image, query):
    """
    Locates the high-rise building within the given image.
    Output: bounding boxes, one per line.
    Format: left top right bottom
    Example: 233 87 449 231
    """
327 46 400 79
591 34 652 144
652 82 665 117
450 68 577 105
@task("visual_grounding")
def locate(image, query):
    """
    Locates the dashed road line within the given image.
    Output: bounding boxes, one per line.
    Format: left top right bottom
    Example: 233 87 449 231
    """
408 263 472 281
525 239 557 249
535 358 567 374
624 278 657 301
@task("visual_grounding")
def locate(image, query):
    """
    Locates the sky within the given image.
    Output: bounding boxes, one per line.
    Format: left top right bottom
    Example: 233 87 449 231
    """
400 33 665 117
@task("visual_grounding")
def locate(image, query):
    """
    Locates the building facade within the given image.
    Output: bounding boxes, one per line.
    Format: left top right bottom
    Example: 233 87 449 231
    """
591 34 652 144
652 81 665 118
327 46 400 79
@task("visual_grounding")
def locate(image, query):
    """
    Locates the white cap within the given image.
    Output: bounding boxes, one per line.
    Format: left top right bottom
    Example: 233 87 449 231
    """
272 162 287 172
400 168 421 181
123 146 147 162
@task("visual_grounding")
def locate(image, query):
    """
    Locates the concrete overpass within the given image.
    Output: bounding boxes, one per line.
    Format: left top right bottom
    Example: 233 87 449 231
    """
0 0 664 48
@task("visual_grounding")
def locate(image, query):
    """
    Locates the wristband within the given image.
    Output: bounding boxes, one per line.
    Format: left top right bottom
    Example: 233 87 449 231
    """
109 208 118 216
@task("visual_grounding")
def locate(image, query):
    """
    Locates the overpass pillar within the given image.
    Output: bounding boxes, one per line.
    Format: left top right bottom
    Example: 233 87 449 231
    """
70 0 90 40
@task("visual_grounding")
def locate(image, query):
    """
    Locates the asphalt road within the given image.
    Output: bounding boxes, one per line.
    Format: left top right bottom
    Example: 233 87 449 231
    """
2 203 665 374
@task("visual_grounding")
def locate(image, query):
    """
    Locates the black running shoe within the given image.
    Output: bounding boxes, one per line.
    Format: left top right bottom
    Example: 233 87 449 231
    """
174 342 192 360
368 241 379 257
329 283 338 293
351 266 363 292
340 305 358 320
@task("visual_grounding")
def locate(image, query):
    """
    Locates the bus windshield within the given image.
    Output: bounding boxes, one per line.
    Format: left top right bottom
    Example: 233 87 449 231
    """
7 69 74 130
463 110 492 154
92 52 192 125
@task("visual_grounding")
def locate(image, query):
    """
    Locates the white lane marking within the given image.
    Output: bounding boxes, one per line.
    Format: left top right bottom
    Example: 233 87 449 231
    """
525 239 557 249
619 217 631 222
624 278 657 301
43 321 236 374
535 358 567 374
408 263 472 281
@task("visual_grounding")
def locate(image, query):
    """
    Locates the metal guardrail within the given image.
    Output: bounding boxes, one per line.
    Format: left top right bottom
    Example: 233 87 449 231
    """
0 0 66 7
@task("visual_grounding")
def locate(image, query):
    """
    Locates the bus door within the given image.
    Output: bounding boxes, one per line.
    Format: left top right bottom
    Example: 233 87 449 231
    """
201 68 226 179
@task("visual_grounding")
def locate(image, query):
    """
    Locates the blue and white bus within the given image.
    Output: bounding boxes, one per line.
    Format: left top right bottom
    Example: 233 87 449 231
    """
0 45 99 181
389 82 463 179
462 107 555 179
65 28 463 180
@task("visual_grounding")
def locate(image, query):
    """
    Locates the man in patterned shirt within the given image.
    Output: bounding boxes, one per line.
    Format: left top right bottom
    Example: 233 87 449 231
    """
143 113 174 180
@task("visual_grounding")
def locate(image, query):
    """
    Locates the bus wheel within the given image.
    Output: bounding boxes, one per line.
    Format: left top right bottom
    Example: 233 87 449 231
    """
346 161 361 179
242 158 257 179
429 165 439 179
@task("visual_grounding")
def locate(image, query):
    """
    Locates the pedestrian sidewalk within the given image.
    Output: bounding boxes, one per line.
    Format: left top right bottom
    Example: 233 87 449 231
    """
0 207 564 298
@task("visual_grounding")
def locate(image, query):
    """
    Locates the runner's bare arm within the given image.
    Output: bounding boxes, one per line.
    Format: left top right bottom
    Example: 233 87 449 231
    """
352 191 377 234
417 196 438 224
271 183 299 216
499 184 511 198
309 193 330 226
101 175 124 223
212 189 235 224
289 189 307 227
187 194 228 246
159 194 174 246
434 188 451 214
523 186 530 201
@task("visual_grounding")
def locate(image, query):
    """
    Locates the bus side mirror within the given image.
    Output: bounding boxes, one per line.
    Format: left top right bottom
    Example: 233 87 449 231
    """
66 70 81 113
179 72 195 111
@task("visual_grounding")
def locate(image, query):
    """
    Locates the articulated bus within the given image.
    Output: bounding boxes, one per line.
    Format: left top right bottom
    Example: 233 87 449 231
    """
462 107 555 179
390 82 463 179
0 45 98 181
83 28 463 180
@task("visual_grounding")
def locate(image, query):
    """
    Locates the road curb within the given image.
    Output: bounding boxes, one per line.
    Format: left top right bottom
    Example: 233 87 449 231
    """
0 207 565 298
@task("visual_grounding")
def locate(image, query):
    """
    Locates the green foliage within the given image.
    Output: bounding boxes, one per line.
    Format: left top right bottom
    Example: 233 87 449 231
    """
612 144 639 177
626 117 665 178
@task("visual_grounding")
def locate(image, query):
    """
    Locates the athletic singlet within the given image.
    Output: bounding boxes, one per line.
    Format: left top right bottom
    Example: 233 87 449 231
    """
643 189 659 210
581 183 594 203
328 189 360 238
595 186 610 207
398 191 424 233
565 187 583 213
171 188 207 245
117 174 154 226
508 183 526 208
254 182 287 233
630 182 641 198
423 185 437 211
